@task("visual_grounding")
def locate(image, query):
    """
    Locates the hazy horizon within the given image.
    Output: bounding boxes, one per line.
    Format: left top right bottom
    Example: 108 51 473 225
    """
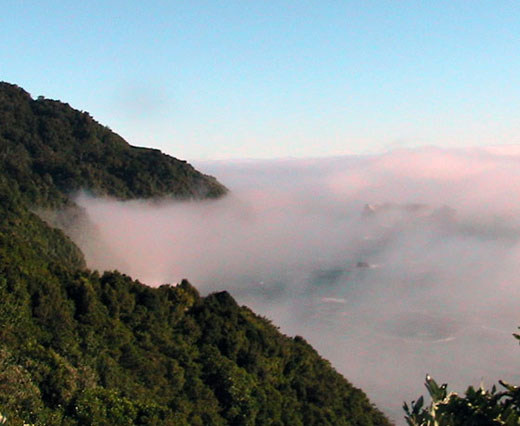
4 2 520 160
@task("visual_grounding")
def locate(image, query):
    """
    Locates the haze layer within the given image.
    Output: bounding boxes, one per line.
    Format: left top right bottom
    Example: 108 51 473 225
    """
70 146 520 422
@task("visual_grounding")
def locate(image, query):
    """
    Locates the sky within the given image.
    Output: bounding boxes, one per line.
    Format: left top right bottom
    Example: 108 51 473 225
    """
2 1 520 159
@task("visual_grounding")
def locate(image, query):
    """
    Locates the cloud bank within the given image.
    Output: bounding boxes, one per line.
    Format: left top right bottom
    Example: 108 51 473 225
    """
69 146 520 423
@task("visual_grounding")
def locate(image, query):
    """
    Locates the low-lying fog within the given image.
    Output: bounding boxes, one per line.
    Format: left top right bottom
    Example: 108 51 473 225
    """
70 146 520 423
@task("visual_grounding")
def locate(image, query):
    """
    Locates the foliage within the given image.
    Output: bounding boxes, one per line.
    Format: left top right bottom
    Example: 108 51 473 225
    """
0 82 390 425
404 345 520 426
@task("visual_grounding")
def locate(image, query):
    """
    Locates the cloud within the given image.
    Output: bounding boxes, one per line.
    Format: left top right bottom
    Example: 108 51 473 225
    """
64 146 520 424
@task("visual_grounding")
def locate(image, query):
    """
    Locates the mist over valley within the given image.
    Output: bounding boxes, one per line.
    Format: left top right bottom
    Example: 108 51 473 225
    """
63 146 520 422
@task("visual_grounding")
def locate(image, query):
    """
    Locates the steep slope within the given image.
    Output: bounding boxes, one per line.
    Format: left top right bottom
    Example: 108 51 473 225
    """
0 83 390 425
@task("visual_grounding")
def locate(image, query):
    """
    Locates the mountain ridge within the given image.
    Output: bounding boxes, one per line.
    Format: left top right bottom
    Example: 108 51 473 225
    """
0 81 227 209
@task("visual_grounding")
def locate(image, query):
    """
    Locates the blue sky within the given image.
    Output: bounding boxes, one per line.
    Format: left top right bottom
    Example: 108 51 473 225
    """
2 1 519 159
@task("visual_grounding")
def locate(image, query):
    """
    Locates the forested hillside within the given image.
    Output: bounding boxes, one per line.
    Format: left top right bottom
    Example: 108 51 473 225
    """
0 83 390 425
0 82 226 208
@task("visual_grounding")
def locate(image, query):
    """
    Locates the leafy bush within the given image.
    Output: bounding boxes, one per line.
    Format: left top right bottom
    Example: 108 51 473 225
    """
404 333 520 425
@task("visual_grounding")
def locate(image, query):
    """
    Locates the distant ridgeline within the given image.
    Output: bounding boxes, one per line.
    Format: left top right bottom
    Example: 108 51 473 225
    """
0 82 390 425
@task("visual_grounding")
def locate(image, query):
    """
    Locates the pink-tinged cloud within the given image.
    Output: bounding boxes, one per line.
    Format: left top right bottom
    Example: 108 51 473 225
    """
51 145 520 424
375 147 495 180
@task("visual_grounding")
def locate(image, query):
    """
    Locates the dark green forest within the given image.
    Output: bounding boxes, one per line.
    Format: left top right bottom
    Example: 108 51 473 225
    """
0 82 390 425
